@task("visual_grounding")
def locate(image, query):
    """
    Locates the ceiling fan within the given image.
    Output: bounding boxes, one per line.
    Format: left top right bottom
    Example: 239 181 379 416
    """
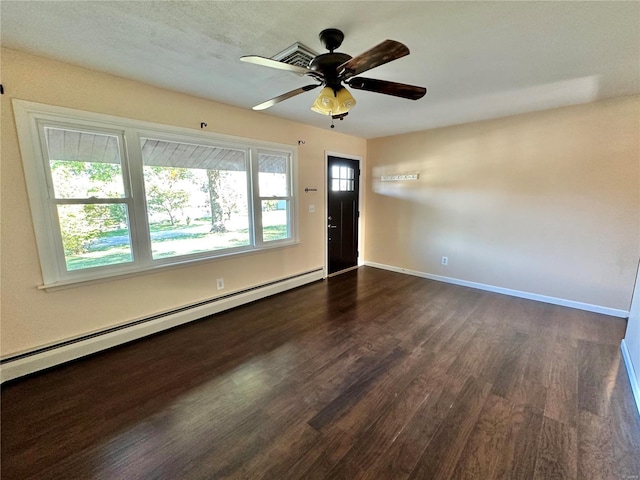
240 28 426 123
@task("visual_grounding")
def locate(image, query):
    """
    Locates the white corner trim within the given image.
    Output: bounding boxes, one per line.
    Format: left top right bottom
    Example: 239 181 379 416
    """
364 261 630 318
0 269 324 383
621 340 640 417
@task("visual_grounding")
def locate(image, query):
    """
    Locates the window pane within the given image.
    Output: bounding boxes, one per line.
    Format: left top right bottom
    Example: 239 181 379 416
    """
261 200 289 241
58 204 133 271
259 153 288 197
140 138 250 259
330 164 355 189
45 127 125 199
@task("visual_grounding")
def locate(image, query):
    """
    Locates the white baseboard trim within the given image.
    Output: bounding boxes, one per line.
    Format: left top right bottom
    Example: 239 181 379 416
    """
364 261 630 318
621 340 640 417
1 268 324 383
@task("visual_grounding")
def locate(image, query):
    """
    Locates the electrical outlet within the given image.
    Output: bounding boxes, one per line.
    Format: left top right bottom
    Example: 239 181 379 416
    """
309 204 315 213
441 256 448 266
216 278 224 290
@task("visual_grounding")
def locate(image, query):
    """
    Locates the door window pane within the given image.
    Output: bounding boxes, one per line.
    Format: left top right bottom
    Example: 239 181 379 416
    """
330 164 355 192
140 138 250 259
58 204 133 270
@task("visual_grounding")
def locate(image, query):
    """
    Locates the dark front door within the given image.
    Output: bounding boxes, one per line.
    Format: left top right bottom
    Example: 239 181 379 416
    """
327 156 360 275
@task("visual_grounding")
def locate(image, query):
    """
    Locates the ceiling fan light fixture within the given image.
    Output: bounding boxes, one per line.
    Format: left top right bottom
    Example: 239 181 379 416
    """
310 86 356 116
335 87 357 114
311 86 338 115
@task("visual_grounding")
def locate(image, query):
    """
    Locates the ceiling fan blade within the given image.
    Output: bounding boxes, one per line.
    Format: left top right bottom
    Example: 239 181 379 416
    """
338 40 410 79
347 77 426 100
240 55 319 77
252 84 321 111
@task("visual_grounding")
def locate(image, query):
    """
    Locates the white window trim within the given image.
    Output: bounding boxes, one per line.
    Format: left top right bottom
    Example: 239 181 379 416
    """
13 99 298 289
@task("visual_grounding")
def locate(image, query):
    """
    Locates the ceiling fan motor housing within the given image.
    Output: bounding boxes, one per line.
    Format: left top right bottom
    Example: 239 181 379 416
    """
309 52 352 90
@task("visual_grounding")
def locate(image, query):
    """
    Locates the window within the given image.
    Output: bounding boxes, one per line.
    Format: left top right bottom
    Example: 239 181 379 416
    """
139 138 251 260
44 127 134 271
330 164 355 192
257 151 293 242
14 101 297 286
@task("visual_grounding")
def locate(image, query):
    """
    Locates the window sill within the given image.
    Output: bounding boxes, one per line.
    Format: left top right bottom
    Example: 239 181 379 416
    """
38 240 301 292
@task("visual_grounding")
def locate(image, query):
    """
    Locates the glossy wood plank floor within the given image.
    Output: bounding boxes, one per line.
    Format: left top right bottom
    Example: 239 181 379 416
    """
2 267 639 479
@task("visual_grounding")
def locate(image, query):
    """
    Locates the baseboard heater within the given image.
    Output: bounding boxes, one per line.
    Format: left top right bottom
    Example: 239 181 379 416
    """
1 268 324 383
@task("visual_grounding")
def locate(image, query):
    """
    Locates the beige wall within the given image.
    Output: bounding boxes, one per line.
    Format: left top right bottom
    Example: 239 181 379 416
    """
3 48 638 359
0 48 366 356
365 95 640 310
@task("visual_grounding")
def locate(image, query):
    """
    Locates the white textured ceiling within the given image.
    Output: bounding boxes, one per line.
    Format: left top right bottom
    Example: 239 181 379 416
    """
2 1 639 138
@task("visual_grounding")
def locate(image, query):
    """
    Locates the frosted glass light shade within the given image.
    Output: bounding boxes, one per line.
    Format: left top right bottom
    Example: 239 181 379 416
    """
311 87 356 115
334 87 356 114
311 87 338 115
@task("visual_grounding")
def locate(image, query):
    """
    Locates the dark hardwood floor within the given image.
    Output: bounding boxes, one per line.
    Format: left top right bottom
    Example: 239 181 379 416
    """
2 267 639 479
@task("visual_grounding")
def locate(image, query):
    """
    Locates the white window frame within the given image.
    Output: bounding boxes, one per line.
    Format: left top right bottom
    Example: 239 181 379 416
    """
13 100 298 288
254 148 295 247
